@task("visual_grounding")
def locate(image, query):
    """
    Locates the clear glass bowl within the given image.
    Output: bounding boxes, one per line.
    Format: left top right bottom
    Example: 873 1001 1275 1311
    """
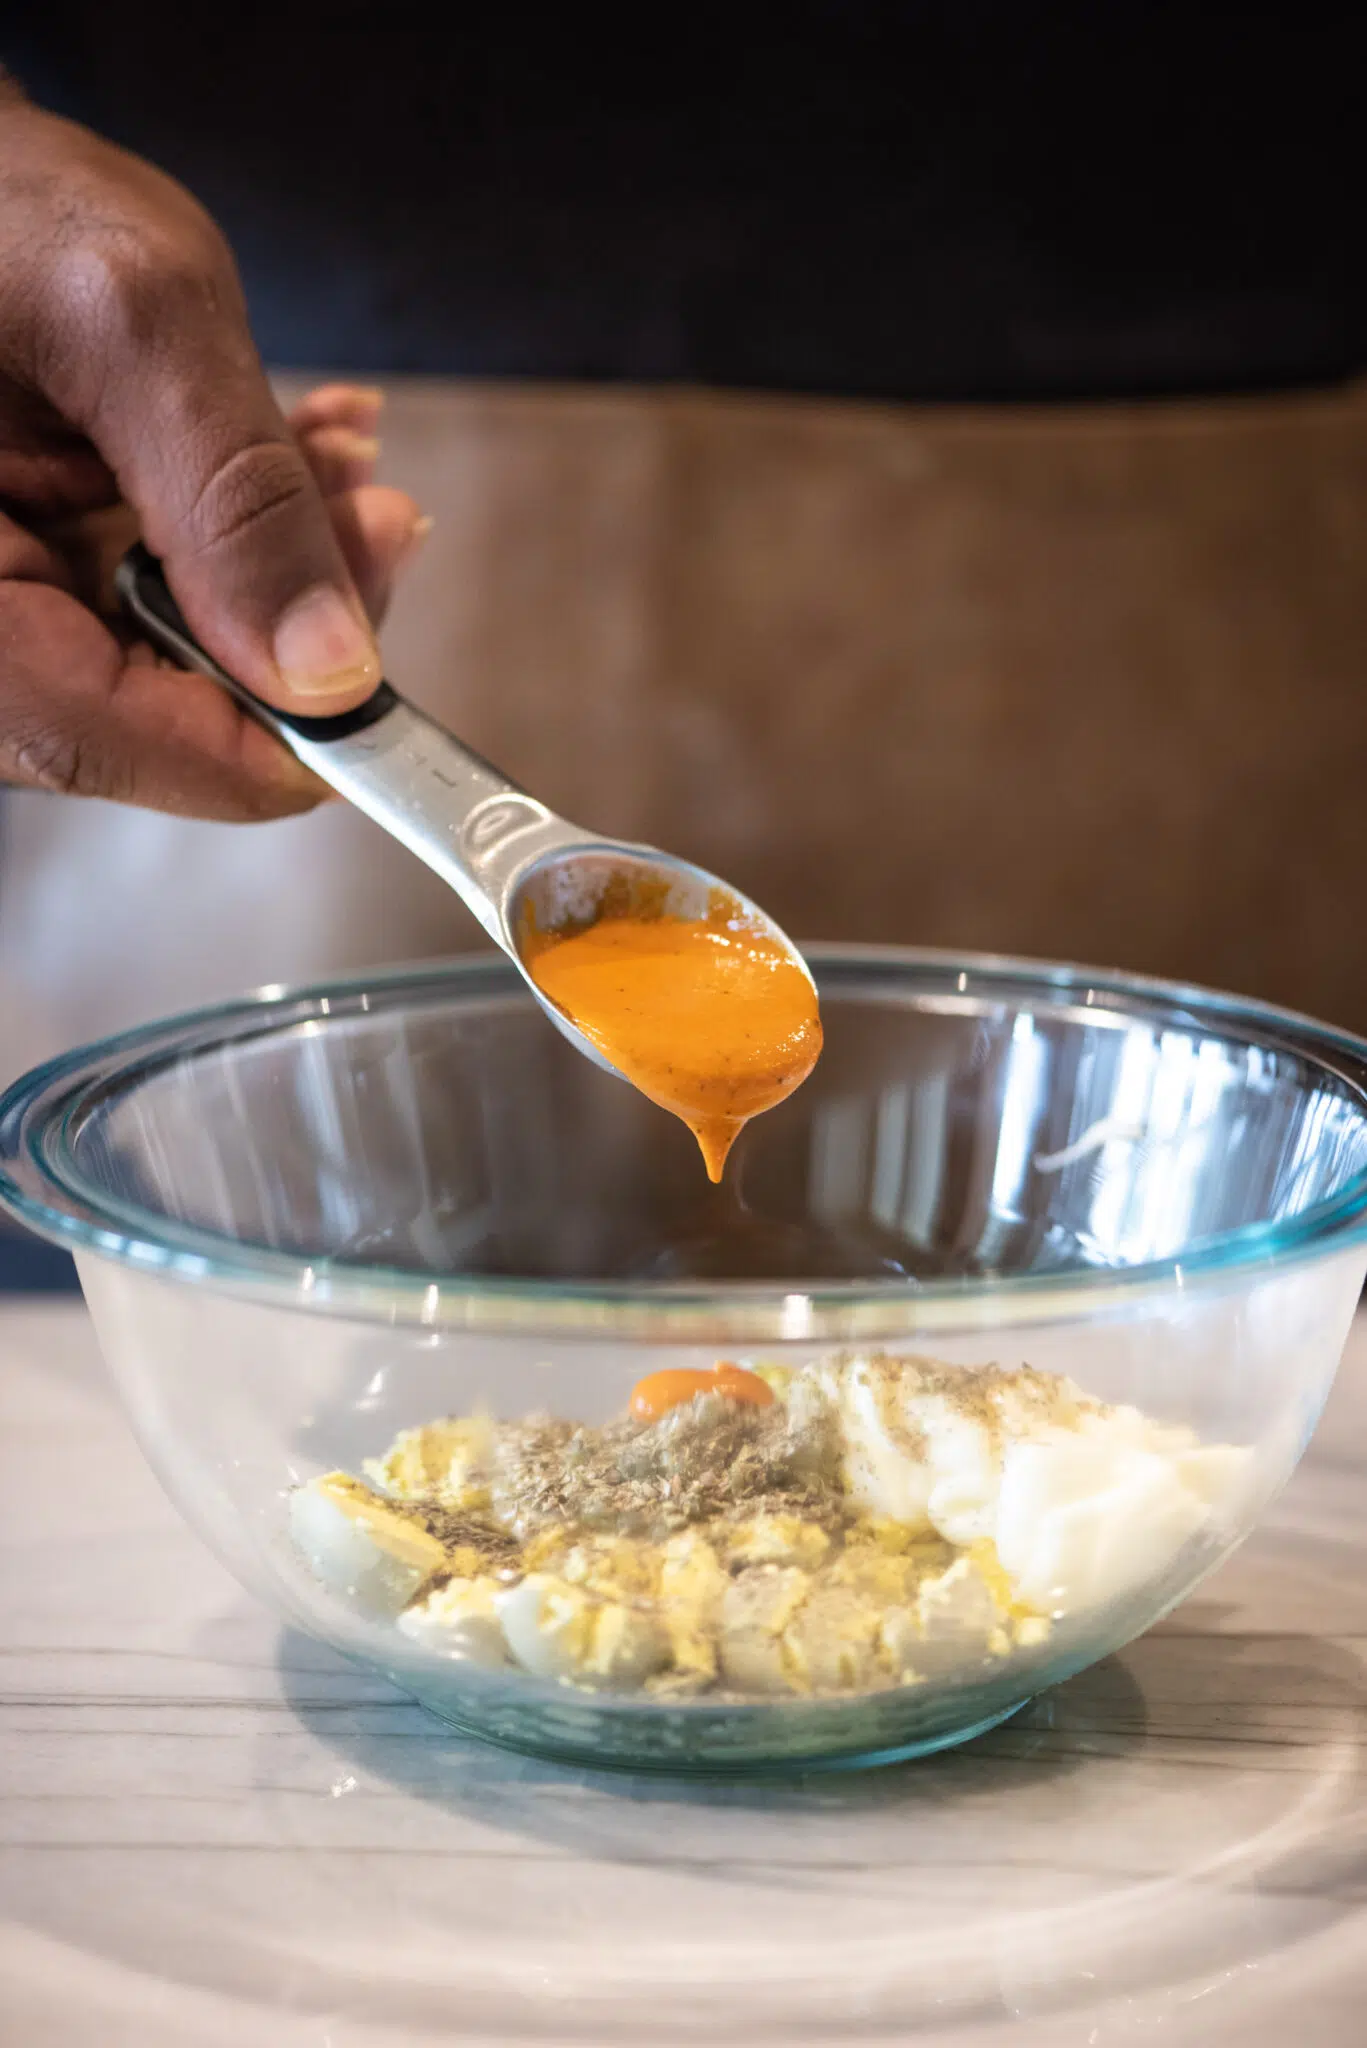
3 945 1366 1773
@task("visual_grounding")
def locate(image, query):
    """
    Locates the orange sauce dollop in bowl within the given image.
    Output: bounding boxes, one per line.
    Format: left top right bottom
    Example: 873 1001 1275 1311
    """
629 1361 776 1422
523 895 822 1180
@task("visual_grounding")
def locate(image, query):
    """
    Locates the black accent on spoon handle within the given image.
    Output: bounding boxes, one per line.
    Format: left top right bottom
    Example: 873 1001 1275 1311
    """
115 542 399 746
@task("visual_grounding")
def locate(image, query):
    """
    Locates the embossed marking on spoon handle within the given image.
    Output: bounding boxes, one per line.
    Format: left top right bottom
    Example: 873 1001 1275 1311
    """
116 543 578 946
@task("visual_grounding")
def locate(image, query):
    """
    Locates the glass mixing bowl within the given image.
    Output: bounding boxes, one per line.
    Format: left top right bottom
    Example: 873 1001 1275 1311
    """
3 946 1366 1773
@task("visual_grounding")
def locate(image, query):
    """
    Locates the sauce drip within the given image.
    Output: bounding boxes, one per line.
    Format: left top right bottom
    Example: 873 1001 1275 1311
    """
524 903 822 1180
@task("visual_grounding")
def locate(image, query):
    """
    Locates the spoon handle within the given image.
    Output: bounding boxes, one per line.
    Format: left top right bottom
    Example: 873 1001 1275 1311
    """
116 544 567 945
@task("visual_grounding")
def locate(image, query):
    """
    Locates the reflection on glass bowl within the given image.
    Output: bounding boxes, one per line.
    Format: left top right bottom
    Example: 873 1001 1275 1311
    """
2 945 1366 1770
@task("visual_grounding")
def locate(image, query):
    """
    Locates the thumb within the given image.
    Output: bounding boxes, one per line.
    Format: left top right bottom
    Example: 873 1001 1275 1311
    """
27 120 381 714
114 315 384 716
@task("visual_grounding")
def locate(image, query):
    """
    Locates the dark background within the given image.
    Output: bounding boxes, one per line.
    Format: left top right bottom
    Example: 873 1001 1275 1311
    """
6 3 1364 401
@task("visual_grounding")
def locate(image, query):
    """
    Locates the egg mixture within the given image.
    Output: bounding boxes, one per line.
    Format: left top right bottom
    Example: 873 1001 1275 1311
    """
289 1354 1252 1700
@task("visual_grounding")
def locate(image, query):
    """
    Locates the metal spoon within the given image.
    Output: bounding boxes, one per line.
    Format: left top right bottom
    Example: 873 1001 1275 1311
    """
116 544 815 1081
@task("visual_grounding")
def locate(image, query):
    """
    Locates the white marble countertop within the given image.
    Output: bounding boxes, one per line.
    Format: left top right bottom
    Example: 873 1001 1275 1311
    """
2 1301 1366 2046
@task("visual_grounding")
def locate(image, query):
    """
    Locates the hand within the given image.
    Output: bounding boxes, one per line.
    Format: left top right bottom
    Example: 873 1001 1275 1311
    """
0 87 426 820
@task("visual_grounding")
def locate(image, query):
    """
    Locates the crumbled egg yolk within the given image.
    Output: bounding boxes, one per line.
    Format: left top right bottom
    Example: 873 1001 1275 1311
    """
365 1414 494 1506
657 1531 728 1683
724 1512 831 1570
557 1535 662 1602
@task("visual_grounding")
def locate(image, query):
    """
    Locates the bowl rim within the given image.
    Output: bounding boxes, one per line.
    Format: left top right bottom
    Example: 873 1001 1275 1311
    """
4 941 1367 1339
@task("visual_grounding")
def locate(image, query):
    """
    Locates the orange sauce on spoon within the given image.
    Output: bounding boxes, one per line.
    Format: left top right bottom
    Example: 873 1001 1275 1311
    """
523 898 822 1180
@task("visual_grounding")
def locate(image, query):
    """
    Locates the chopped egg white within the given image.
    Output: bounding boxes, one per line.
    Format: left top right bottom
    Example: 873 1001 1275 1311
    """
495 1574 669 1690
288 1473 445 1619
718 1567 813 1695
781 1585 884 1692
658 1531 728 1683
879 1556 1007 1680
397 1577 509 1667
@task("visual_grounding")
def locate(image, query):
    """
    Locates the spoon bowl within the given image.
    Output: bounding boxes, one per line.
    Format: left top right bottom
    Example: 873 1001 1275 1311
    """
506 840 817 1081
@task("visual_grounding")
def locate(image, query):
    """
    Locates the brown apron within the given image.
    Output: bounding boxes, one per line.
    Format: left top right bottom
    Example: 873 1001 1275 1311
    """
1 377 1362 1085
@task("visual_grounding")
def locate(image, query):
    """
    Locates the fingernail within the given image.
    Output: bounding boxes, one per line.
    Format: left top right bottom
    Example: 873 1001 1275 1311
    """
404 513 435 558
334 431 381 465
273 586 381 699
